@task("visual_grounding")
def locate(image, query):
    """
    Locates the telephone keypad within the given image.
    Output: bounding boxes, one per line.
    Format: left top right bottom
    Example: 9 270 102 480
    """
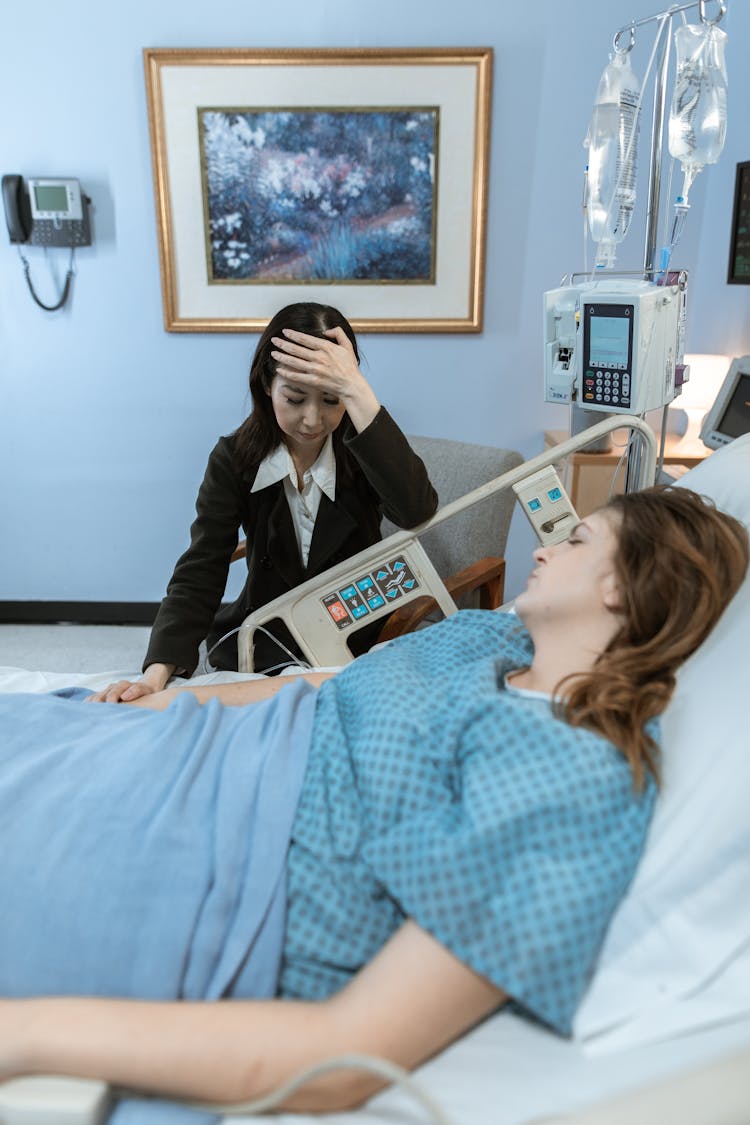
30 219 91 248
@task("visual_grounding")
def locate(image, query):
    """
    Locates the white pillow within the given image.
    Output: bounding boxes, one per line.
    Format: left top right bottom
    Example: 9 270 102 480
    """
574 433 750 1052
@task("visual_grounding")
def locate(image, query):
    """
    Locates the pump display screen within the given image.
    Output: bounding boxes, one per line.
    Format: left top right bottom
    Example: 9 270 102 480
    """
588 314 631 371
717 372 750 439
33 184 69 213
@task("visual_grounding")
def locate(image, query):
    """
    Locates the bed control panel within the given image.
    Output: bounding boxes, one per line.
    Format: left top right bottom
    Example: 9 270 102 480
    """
513 466 579 545
322 557 420 630
238 536 454 669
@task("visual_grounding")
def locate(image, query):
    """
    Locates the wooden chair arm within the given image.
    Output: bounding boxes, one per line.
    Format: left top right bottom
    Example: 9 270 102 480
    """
377 556 506 643
442 556 506 609
230 539 246 565
376 596 439 643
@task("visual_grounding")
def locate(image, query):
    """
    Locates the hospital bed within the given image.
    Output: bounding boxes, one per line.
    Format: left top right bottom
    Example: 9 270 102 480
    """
1 428 749 1125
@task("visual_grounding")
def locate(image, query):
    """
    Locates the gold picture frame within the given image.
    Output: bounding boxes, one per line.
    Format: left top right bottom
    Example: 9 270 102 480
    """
144 47 492 333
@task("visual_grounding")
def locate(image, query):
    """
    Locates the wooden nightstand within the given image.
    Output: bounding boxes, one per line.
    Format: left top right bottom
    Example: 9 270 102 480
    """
544 429 711 515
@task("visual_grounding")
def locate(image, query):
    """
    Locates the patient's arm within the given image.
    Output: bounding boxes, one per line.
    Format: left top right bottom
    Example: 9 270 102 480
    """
0 921 505 1110
129 670 338 711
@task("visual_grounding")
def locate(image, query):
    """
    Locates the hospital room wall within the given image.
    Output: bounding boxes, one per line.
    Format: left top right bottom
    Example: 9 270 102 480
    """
0 0 747 610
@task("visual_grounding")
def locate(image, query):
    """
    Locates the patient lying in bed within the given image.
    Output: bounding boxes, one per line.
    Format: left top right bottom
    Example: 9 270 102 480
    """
0 486 746 1119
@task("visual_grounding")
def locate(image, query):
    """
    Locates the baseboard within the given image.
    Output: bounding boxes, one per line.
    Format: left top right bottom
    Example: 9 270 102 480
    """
0 602 160 625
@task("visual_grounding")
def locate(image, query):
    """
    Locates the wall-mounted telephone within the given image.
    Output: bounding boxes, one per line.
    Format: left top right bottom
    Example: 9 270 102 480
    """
2 173 92 310
2 174 91 248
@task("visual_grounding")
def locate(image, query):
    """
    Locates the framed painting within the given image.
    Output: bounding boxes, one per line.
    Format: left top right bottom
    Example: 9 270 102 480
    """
143 47 492 332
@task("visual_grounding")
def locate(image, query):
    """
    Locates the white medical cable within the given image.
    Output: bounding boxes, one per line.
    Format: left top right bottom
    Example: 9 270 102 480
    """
656 404 670 477
202 624 313 676
607 410 668 501
606 439 630 502
159 1053 455 1124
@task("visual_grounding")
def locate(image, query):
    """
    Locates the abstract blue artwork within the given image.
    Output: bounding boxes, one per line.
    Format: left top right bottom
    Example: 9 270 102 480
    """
199 108 438 284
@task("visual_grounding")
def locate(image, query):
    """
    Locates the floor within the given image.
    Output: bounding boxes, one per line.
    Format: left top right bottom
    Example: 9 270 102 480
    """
0 624 152 673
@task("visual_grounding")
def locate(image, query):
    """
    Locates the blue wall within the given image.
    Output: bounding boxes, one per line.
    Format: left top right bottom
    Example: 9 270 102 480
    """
1 0 748 605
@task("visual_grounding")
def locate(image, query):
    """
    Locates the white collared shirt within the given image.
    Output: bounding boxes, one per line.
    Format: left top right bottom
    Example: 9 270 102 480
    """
251 436 337 567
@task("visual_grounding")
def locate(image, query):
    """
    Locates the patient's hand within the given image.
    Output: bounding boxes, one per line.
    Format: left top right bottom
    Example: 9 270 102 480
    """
87 679 159 704
87 663 175 704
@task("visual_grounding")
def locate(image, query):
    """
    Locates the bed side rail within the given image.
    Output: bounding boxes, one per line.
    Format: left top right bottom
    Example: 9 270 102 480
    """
237 417 657 670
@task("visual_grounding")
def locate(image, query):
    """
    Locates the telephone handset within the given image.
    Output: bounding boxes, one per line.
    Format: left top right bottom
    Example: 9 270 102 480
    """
2 175 31 242
2 174 91 248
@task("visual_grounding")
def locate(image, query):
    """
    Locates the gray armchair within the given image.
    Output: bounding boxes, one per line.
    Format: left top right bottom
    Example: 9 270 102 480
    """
377 435 522 640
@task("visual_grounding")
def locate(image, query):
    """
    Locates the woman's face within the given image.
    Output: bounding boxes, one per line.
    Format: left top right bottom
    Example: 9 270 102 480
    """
267 374 346 460
515 509 622 628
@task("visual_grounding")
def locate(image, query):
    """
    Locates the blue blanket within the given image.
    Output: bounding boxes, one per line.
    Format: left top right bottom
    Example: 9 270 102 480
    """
0 679 317 1122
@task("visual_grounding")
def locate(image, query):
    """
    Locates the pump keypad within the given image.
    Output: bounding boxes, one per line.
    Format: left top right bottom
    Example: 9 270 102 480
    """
584 368 631 409
322 557 419 629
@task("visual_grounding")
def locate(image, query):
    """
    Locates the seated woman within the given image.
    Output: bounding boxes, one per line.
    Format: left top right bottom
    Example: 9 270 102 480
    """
0 487 746 1115
95 300 437 696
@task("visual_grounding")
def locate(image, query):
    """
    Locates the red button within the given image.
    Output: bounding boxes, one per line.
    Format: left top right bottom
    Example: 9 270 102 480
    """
326 601 348 622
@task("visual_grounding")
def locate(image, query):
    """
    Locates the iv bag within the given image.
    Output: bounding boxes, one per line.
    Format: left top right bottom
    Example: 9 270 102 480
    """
584 52 642 267
668 22 727 194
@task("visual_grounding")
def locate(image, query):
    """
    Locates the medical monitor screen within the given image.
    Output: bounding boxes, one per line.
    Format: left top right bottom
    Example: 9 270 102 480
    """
728 161 750 284
716 372 750 440
588 314 631 371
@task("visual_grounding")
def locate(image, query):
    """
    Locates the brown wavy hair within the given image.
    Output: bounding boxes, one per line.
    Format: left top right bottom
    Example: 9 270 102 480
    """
233 302 360 478
557 486 749 789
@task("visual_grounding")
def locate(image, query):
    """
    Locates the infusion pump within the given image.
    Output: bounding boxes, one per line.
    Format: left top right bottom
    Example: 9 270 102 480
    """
544 276 687 414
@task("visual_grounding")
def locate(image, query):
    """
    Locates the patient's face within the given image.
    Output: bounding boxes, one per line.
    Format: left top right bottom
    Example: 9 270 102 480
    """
515 510 622 628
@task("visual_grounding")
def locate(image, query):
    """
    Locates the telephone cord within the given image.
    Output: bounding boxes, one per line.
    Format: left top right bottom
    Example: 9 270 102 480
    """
18 244 75 311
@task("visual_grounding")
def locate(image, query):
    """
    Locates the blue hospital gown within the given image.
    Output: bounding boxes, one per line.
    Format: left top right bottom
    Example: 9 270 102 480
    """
280 611 656 1034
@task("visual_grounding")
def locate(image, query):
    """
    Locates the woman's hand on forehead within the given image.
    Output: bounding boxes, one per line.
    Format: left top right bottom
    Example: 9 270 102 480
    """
271 326 358 386
271 326 380 431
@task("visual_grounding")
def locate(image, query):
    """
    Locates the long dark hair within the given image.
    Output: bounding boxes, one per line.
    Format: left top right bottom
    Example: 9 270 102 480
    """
558 487 748 789
234 302 360 477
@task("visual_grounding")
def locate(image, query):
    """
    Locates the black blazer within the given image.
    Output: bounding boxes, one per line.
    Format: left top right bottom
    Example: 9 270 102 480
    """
145 408 438 674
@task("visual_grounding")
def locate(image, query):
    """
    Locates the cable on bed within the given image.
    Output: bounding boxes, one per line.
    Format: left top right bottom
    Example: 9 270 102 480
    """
202 624 314 676
120 1052 455 1124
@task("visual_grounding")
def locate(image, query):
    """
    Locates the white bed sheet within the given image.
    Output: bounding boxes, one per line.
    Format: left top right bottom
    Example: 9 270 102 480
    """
0 665 269 695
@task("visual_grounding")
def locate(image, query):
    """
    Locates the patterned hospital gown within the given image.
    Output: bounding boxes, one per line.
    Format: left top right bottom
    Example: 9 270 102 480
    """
279 610 656 1034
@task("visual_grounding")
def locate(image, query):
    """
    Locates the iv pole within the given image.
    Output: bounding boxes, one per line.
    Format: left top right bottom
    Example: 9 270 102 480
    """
611 0 727 489
612 0 728 276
